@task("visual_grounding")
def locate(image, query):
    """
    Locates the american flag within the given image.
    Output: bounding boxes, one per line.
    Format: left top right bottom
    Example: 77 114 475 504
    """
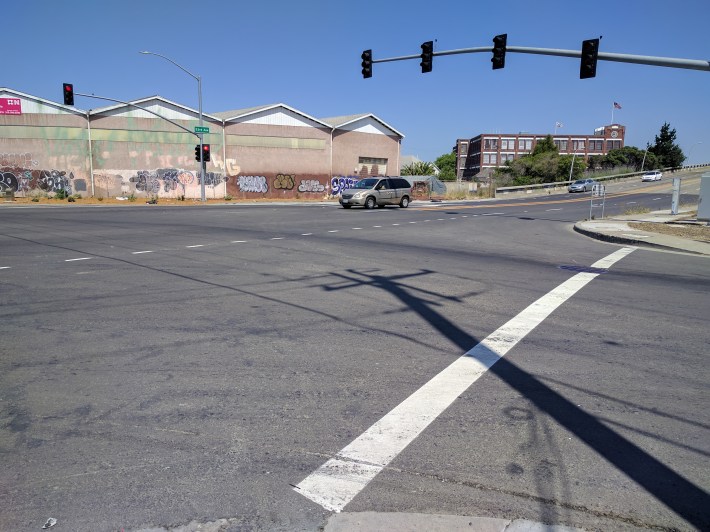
555 121 563 128
613 102 622 109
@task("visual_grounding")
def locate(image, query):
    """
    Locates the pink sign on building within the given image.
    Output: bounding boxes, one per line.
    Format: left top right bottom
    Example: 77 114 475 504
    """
0 98 22 115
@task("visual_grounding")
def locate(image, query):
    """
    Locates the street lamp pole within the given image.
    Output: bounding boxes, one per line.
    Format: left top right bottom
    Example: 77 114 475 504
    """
140 51 206 202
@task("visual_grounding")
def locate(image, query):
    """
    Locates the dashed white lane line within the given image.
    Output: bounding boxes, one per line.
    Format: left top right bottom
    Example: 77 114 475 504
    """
328 230 339 233
652 198 662 201
373 225 382 228
294 246 637 513
65 257 92 262
0 266 10 270
409 222 417 224
546 208 562 211
271 237 285 240
301 233 313 236
352 228 362 230
231 240 248 243
186 244 204 248
482 212 504 216
392 223 400 226
132 251 154 254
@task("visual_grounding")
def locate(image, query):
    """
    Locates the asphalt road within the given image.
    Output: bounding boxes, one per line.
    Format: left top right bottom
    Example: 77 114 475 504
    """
1 179 708 531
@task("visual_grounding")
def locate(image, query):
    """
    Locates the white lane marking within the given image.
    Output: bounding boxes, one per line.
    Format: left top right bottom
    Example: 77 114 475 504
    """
271 237 284 240
352 228 362 230
328 230 339 233
186 244 204 248
409 222 417 224
437 218 445 221
231 240 248 243
626 201 637 205
373 225 382 228
482 212 504 216
65 257 91 262
449 217 457 220
294 246 636 512
652 198 662 201
302 233 313 236
392 223 400 226
0 266 10 270
132 251 154 255
546 208 562 211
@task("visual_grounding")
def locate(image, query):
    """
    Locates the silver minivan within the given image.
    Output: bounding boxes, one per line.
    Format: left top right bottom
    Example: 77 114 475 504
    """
339 177 412 209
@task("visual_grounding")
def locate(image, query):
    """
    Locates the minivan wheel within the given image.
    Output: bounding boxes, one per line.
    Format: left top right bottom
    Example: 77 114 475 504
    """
364 196 376 209
399 196 410 208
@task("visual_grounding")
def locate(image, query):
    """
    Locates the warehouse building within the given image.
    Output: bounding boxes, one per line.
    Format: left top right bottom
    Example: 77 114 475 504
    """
0 88 403 199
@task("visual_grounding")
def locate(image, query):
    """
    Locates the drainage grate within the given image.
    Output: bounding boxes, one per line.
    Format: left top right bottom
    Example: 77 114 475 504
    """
559 265 609 274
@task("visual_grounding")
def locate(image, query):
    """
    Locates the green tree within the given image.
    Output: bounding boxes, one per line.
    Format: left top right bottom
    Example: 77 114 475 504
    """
649 122 685 168
434 152 457 181
531 135 558 156
401 161 436 176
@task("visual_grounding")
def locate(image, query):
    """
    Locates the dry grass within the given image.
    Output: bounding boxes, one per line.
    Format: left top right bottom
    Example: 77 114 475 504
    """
628 221 710 243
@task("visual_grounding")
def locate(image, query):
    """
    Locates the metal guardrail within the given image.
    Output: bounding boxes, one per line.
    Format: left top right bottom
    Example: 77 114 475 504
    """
495 163 710 195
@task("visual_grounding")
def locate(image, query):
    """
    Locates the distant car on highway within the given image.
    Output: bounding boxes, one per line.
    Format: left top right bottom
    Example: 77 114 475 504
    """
568 178 597 193
641 171 663 181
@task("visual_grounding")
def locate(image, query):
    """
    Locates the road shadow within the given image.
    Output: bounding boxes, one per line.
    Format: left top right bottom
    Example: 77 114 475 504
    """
323 268 709 529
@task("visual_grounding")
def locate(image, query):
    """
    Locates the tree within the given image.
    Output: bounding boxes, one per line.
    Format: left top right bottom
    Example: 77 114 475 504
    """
434 152 457 181
649 122 685 168
401 161 436 176
531 135 558 156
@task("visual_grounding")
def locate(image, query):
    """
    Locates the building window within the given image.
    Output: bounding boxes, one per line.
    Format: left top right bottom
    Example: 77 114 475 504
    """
484 138 499 150
459 142 468 155
518 138 532 151
358 157 388 176
573 140 585 151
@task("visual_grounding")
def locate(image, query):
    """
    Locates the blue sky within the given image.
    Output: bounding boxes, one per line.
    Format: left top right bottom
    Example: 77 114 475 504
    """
5 0 709 165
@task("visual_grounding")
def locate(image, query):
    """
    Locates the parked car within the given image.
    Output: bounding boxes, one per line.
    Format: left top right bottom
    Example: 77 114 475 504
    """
568 178 598 193
641 171 663 181
339 177 412 209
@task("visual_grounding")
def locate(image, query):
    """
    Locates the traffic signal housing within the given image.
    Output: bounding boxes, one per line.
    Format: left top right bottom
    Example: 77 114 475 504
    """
202 144 211 163
491 34 507 70
420 41 433 73
580 38 599 79
195 145 201 161
361 49 372 79
63 83 74 106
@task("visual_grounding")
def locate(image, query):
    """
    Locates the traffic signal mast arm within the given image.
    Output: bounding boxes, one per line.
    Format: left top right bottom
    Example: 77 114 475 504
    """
368 45 710 72
68 90 202 138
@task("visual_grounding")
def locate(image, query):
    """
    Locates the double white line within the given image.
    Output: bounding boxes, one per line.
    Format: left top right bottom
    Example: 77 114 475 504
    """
294 247 636 512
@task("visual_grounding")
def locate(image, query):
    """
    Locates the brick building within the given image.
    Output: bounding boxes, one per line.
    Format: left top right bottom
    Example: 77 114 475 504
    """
454 124 626 180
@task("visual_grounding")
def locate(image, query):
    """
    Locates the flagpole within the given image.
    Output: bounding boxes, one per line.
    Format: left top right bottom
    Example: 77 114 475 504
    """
611 103 614 124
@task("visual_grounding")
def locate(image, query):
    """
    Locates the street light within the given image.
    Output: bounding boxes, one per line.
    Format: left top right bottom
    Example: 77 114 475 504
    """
140 51 206 202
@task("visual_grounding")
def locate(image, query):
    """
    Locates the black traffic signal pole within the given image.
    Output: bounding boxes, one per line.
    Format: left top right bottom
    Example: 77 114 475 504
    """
368 44 710 72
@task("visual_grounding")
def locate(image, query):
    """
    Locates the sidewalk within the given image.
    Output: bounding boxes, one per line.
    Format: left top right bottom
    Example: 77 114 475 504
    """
574 209 710 256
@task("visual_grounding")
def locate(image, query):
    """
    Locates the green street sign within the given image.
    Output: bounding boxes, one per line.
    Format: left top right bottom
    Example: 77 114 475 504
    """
194 126 210 133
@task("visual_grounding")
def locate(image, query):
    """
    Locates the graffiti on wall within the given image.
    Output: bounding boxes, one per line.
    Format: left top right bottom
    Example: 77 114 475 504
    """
237 175 268 194
298 179 325 193
1 152 81 193
129 168 225 194
330 176 360 196
274 174 295 190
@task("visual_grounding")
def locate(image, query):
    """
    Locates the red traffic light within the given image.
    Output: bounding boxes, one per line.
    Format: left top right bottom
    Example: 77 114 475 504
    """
202 144 211 162
63 83 74 106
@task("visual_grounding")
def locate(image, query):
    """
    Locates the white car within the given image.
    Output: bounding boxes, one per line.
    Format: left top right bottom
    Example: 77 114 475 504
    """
641 171 663 181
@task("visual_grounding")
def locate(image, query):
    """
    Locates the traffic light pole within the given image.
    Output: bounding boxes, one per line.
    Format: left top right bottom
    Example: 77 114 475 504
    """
369 45 710 72
141 51 206 202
